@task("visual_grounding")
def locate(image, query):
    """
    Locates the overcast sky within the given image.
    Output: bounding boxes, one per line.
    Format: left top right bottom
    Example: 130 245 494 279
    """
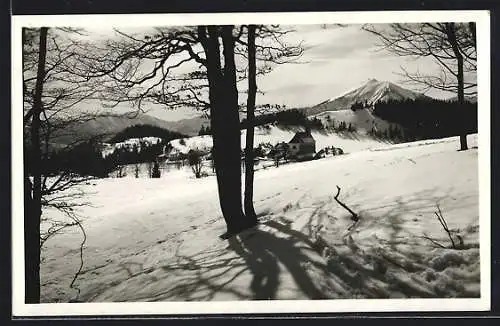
84 24 454 121
255 25 446 104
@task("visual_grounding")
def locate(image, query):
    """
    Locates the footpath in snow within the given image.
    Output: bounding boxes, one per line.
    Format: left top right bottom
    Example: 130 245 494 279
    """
40 135 480 302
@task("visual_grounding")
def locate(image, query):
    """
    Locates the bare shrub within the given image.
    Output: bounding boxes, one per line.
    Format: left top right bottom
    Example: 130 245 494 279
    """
187 149 204 178
421 204 465 249
151 161 161 178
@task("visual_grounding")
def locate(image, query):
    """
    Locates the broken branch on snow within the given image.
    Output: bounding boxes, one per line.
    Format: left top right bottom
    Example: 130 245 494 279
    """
334 185 359 222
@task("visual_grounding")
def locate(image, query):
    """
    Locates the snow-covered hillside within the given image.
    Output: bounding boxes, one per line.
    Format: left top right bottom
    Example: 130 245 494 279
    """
168 135 213 154
306 79 429 116
40 134 480 304
313 108 396 132
166 126 390 156
102 137 162 158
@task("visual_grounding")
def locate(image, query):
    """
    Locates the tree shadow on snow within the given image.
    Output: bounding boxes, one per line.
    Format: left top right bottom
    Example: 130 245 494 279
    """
227 220 328 300
137 247 251 301
123 220 332 301
333 131 362 141
355 186 478 250
261 220 436 299
83 184 478 302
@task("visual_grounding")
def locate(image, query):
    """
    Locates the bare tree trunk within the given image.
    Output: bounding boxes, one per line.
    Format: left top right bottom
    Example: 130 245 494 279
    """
200 26 248 235
244 25 257 222
446 23 468 150
25 27 48 304
364 23 476 149
469 22 477 48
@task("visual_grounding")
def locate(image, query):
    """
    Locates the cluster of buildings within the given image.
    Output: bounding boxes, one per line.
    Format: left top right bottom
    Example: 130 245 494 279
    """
100 137 163 158
160 130 318 162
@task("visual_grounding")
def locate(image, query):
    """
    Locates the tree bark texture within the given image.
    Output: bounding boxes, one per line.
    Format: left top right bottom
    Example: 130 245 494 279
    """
199 26 249 234
446 23 468 150
244 25 258 222
25 27 48 304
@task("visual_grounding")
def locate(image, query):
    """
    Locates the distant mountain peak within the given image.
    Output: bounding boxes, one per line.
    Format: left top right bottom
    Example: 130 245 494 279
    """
306 79 429 116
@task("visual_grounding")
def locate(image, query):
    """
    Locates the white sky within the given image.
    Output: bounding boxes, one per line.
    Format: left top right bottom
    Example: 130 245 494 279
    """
81 24 456 121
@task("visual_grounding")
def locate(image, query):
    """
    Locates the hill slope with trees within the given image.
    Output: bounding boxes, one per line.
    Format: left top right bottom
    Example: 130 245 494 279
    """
109 124 186 143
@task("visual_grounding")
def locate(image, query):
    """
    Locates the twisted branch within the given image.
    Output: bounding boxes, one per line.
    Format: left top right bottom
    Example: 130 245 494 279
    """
334 185 359 222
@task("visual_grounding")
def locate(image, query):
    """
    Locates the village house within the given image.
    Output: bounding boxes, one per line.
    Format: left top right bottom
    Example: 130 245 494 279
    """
287 130 316 160
161 147 184 161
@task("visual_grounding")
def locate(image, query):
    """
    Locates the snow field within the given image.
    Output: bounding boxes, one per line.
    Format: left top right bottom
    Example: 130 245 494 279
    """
40 134 480 302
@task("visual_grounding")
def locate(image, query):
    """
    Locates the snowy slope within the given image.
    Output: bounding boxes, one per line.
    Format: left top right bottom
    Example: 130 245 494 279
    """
251 126 391 152
102 137 162 157
166 125 390 156
40 134 480 303
305 79 429 116
168 135 213 154
313 108 396 132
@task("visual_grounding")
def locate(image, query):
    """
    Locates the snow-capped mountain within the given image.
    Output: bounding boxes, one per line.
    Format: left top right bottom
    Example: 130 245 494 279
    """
304 79 430 116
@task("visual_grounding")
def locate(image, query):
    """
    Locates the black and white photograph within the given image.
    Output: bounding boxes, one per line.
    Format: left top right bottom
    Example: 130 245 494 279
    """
12 10 490 315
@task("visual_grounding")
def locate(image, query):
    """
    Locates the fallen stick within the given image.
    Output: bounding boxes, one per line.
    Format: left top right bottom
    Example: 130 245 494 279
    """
334 185 359 222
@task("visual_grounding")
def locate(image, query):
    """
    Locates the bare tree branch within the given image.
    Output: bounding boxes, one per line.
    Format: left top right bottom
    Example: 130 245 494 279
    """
363 23 477 97
334 185 359 222
434 203 456 249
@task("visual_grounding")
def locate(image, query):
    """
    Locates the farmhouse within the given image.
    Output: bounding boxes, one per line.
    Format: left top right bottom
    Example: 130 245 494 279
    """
163 147 184 161
287 130 316 160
